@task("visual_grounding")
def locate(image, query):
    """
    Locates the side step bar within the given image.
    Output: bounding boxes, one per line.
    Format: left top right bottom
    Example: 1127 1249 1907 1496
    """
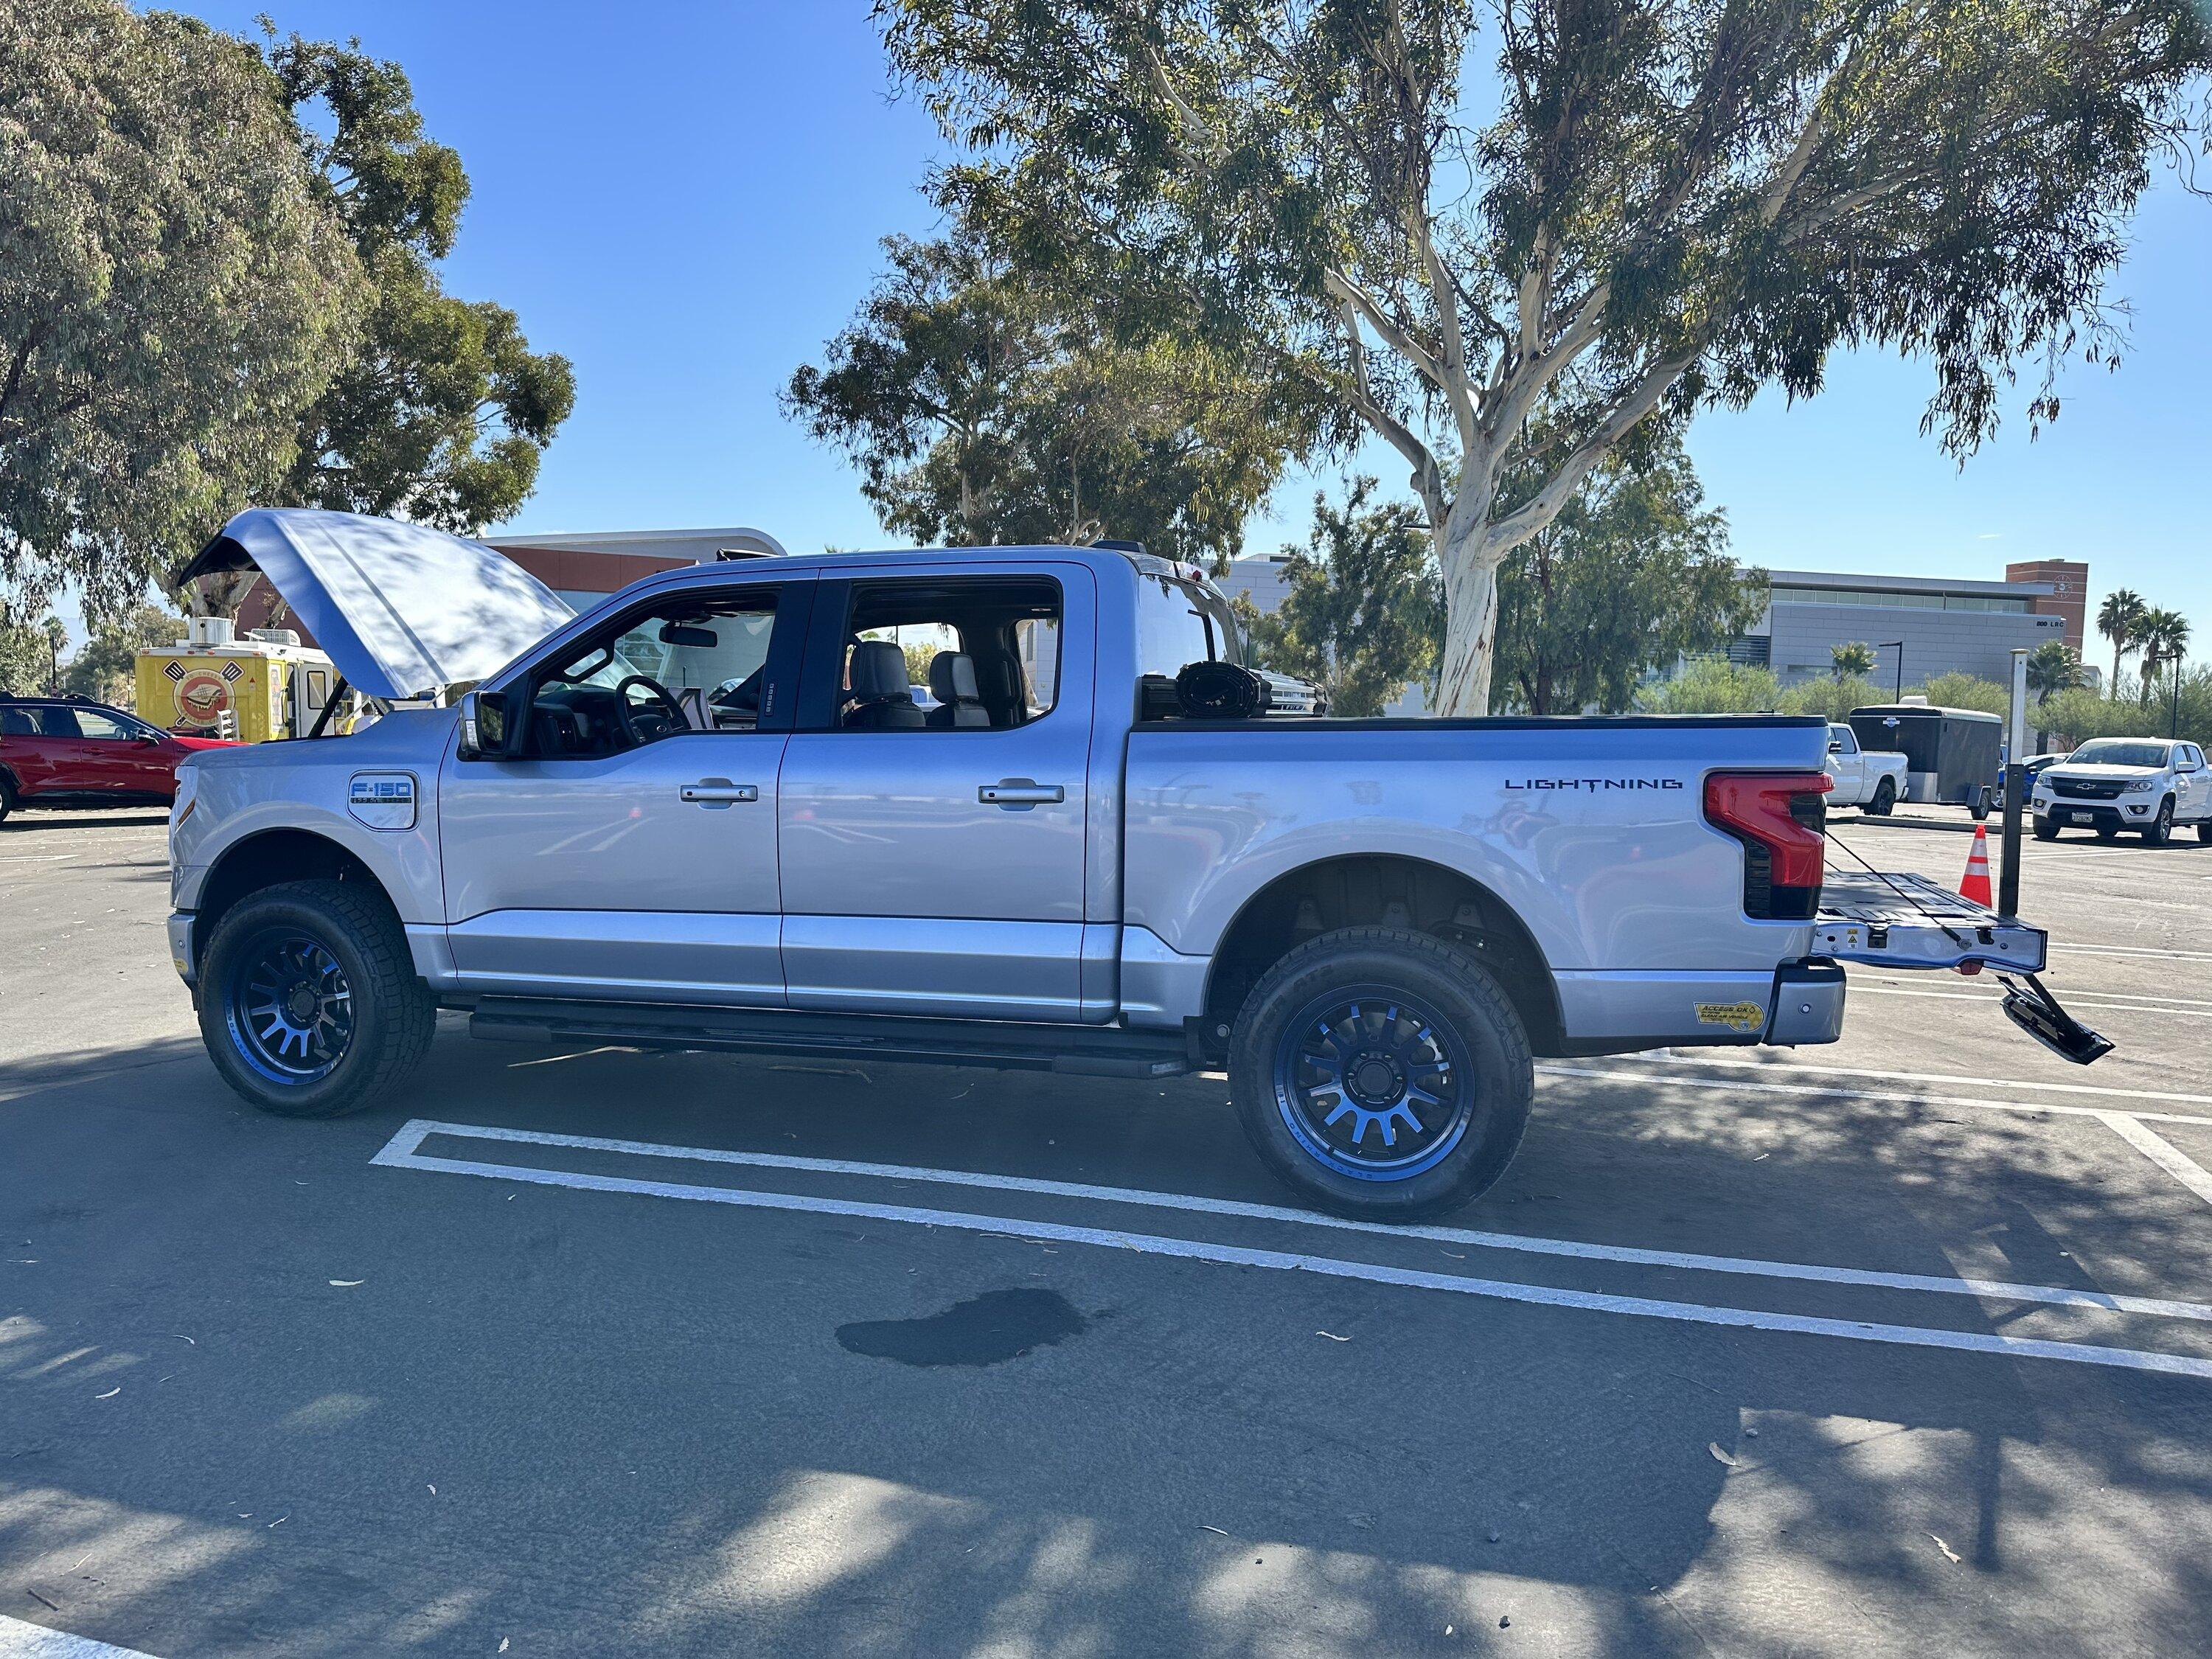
465 995 1191 1079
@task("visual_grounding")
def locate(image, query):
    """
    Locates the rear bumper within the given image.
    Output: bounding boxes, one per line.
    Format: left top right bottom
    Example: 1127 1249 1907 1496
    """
1552 960 1843 1051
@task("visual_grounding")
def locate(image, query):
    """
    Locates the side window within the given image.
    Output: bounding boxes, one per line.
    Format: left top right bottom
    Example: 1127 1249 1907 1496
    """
1135 574 1222 680
0 708 36 736
524 584 787 757
828 576 1062 731
33 708 82 738
75 710 130 740
1831 727 1858 755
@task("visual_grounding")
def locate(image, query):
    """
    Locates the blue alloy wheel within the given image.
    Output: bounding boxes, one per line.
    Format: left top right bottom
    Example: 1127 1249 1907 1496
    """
1273 985 1476 1181
225 927 356 1084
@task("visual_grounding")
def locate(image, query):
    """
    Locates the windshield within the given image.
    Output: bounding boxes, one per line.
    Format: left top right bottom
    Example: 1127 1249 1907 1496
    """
2067 740 2171 769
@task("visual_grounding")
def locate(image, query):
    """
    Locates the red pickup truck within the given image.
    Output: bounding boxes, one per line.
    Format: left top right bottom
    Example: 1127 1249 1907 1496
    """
0 696 235 822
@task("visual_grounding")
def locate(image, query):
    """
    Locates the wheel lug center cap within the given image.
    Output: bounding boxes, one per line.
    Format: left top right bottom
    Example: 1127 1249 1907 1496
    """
1352 1054 1401 1102
286 984 318 1022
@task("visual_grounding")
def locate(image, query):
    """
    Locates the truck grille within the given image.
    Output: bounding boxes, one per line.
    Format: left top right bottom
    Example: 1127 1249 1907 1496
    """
2050 778 2123 800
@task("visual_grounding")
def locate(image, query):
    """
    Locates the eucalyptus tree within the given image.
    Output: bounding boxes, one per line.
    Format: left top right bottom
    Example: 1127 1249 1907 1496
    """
1 0 362 615
878 0 2211 712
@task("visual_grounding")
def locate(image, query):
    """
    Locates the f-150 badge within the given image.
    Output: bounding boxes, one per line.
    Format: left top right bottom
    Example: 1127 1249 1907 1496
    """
348 772 417 831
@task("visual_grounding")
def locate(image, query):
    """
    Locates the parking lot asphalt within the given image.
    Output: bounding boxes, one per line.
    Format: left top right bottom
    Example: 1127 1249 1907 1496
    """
4 809 2212 1657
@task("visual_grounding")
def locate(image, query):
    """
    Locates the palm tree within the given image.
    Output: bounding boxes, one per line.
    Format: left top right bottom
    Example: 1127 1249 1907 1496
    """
2098 589 2147 694
2025 640 2081 706
40 616 67 695
2136 609 2191 694
1830 641 1876 681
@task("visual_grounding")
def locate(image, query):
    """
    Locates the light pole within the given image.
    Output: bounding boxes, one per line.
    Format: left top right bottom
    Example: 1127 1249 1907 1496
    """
1877 641 1905 702
2174 651 2185 740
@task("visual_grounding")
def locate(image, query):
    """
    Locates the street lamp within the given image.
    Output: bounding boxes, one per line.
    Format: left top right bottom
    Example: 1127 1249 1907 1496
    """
1877 641 1905 701
2173 650 2185 740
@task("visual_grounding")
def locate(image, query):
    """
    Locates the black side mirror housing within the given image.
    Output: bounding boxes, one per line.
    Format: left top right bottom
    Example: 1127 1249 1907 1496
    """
458 689 515 759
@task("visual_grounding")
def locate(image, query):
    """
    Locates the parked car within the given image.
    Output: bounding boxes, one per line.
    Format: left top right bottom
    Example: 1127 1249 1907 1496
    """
1994 751 2066 809
0 695 235 822
163 509 2097 1220
1823 723 1907 814
2031 738 2212 844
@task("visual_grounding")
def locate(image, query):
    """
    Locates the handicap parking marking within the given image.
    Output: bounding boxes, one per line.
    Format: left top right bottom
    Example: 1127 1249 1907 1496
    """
372 1120 2212 1381
0 1613 164 1658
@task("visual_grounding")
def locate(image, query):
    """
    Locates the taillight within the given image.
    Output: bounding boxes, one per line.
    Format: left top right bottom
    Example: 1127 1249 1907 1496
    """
1705 772 1831 920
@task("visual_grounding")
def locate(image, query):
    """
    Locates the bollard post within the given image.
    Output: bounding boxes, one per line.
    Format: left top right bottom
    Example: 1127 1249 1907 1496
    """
2000 647 2028 919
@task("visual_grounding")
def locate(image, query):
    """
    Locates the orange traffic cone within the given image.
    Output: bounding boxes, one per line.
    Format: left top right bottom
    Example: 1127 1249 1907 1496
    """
1958 822 1993 908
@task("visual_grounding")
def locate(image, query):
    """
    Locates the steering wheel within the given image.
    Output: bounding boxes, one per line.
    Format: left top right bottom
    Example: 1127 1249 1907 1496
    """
613 673 686 745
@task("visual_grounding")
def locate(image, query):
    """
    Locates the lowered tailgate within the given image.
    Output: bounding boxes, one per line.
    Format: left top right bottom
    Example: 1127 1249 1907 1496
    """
1812 872 2045 973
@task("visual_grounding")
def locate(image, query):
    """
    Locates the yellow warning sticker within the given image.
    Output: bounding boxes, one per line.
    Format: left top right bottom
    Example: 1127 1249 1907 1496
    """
1694 1001 1767 1033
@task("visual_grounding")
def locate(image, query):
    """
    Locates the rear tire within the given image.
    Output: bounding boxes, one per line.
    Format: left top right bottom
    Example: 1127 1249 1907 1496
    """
2143 798 2174 846
1228 927 1533 1222
1868 777 1896 816
198 879 435 1119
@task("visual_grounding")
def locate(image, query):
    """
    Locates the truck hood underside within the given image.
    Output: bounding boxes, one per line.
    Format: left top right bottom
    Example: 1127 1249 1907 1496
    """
176 508 576 703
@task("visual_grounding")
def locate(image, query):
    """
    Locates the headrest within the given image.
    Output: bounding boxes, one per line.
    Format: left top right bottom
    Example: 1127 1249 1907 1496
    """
928 651 980 703
849 639 911 698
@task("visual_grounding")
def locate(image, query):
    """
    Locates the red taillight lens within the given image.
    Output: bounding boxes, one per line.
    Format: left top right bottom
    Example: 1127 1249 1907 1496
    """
1705 771 1832 919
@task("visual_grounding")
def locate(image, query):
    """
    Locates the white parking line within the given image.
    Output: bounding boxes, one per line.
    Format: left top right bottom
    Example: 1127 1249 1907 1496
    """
374 1119 2212 1323
1538 1063 2212 1128
2100 1113 2212 1211
1848 984 2212 1018
1640 1052 2212 1108
373 1121 2212 1381
2058 943 2212 964
0 1614 163 1657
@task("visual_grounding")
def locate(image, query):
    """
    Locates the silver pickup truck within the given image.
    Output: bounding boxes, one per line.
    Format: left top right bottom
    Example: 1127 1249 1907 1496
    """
164 510 2097 1220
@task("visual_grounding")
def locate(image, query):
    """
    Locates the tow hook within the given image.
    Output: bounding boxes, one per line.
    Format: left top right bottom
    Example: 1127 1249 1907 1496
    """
1996 973 2114 1067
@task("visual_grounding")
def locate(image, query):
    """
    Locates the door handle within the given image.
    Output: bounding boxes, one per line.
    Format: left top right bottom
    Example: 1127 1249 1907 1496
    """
978 779 1065 806
681 780 758 805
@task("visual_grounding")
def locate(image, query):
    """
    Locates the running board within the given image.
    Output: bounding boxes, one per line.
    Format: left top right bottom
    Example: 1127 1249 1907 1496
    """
465 995 1191 1078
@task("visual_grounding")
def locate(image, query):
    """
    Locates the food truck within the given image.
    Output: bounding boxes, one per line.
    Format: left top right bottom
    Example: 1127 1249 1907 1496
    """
134 618 356 742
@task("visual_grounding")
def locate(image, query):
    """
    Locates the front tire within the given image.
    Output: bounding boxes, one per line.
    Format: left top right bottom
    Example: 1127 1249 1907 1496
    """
2032 815 2059 841
2143 798 2174 846
0 773 15 824
198 879 435 1118
1868 777 1896 816
1228 928 1533 1222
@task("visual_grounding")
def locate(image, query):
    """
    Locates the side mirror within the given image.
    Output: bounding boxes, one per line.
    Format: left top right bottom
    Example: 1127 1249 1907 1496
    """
457 689 513 760
1826 737 1843 752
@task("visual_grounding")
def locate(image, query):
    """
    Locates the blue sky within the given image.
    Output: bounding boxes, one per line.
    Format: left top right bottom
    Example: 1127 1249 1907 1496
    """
173 1 2209 655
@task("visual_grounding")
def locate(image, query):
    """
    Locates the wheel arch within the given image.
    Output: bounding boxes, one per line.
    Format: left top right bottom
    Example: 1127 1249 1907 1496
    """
190 829 396 970
1200 853 1562 1057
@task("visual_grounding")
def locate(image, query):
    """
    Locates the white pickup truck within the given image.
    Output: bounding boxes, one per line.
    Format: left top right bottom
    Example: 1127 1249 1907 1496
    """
1824 723 1907 814
164 511 2103 1219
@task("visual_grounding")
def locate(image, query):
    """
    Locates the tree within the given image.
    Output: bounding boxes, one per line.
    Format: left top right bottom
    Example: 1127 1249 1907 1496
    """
1917 670 2011 714
2136 608 2191 692
879 0 2211 712
0 608 50 694
63 602 186 706
2098 588 2149 694
1 0 363 616
263 32 575 532
1638 658 1781 714
785 228 1310 570
1239 478 1443 716
1491 433 1761 713
1831 641 1877 681
2025 639 2082 706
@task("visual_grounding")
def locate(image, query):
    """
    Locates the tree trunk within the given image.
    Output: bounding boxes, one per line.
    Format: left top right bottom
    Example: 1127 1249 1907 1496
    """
1433 504 1501 717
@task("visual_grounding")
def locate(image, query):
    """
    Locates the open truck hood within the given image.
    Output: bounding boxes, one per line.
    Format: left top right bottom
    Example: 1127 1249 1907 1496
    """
176 509 576 702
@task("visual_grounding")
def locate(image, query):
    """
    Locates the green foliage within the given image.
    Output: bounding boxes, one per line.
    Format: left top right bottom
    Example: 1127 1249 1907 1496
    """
2098 588 2149 691
0 606 63 694
1784 674 1884 720
0 0 364 616
2026 640 2083 704
1492 433 1761 713
264 32 574 532
1636 658 1781 715
877 0 2211 711
2043 668 2211 748
1916 672 2011 715
63 601 185 706
2134 608 2192 692
786 228 1311 571
1830 641 1877 680
1239 479 1443 717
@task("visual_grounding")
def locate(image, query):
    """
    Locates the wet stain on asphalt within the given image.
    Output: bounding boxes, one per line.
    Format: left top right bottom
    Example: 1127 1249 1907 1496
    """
836 1287 1087 1368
